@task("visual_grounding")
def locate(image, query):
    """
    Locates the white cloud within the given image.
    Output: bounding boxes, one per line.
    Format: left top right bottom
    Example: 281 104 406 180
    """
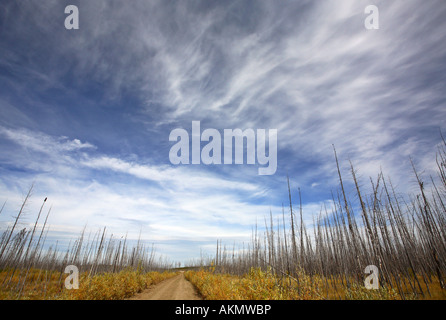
0 126 95 154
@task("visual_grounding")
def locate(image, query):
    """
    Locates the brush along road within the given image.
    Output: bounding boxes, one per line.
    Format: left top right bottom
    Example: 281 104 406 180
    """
128 272 202 300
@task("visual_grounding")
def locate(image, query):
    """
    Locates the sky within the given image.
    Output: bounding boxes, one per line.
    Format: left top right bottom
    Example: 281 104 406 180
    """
0 0 445 264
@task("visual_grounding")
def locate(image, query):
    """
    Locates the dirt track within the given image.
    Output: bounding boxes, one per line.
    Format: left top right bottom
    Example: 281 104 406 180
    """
128 272 202 300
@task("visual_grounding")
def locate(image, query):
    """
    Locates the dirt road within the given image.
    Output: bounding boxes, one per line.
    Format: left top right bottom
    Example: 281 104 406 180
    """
128 272 202 300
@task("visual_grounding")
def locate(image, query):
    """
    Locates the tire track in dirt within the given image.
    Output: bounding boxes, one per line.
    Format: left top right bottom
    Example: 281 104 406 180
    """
128 272 202 300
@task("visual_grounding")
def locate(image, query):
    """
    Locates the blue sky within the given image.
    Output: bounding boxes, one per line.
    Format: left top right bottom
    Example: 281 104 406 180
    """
1 0 445 264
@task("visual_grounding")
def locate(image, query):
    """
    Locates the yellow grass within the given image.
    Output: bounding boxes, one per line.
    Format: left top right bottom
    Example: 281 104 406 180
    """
0 268 177 300
185 268 446 300
321 275 446 300
185 267 324 300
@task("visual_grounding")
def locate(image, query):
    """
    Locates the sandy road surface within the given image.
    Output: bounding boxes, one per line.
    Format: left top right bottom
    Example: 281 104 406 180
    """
128 272 202 300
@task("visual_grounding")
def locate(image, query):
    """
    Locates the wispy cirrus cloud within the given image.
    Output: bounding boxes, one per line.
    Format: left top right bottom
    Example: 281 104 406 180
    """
0 126 96 153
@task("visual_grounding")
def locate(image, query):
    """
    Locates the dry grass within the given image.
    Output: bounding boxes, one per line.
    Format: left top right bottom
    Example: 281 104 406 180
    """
63 270 176 300
310 273 446 300
186 268 446 300
0 268 176 300
185 266 323 300
0 268 63 300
